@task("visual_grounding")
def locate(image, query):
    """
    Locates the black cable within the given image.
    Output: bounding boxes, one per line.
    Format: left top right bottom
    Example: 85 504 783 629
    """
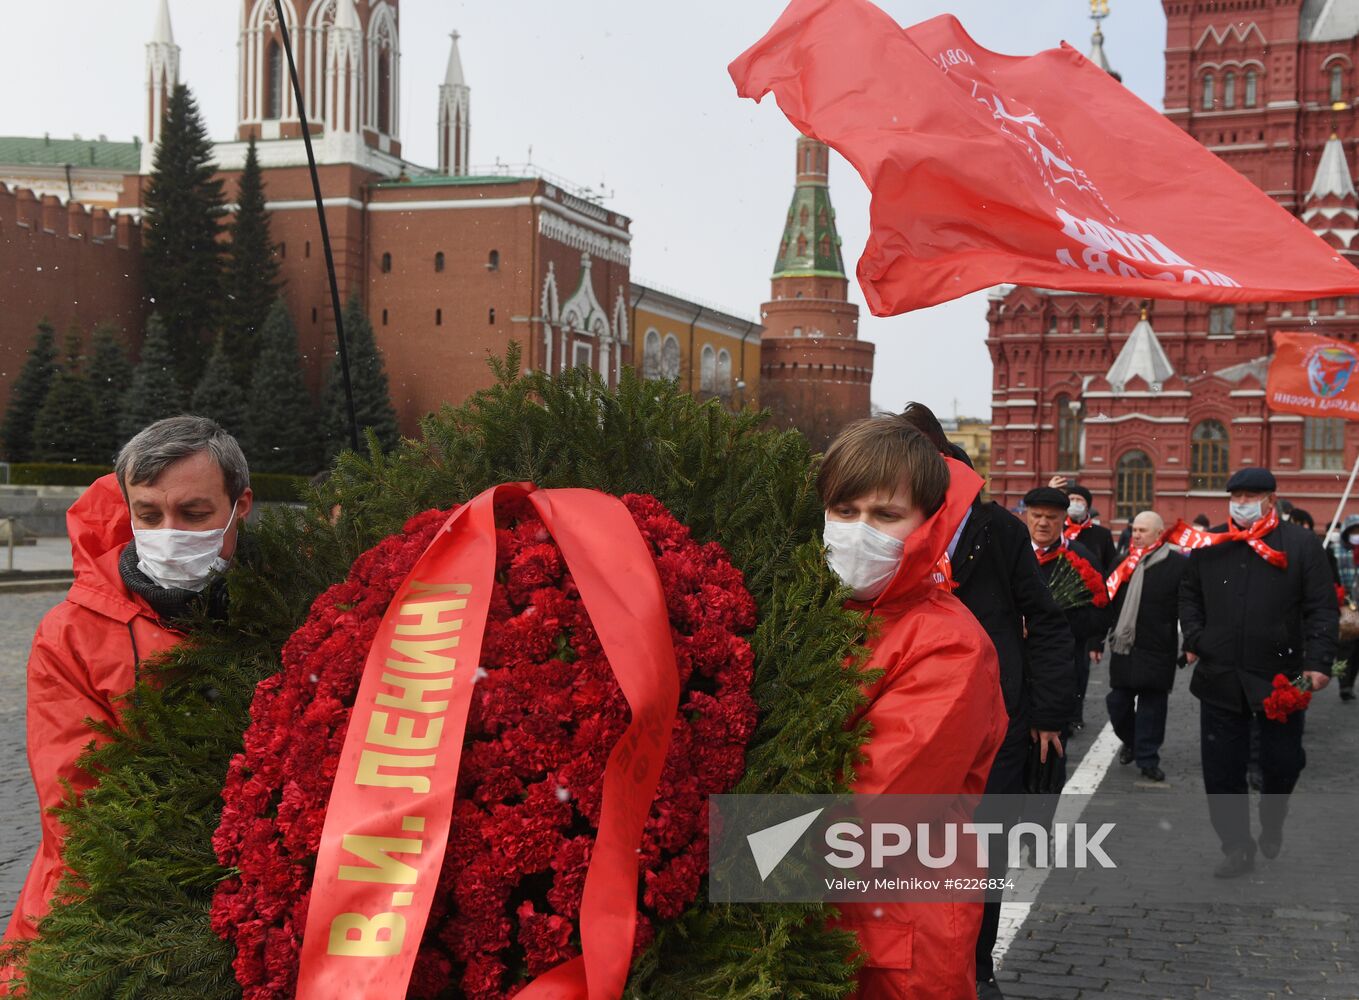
273 0 359 452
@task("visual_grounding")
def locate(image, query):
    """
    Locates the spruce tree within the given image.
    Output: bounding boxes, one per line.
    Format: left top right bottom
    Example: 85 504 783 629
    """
142 84 226 390
322 296 400 460
245 299 319 473
0 320 58 462
192 334 249 439
87 325 134 464
32 327 103 464
121 313 187 441
224 137 280 383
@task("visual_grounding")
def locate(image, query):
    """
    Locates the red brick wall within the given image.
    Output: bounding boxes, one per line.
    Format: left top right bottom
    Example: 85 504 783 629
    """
0 183 146 413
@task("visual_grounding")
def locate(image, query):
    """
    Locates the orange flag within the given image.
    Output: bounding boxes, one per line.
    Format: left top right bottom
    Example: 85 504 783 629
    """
1267 332 1359 421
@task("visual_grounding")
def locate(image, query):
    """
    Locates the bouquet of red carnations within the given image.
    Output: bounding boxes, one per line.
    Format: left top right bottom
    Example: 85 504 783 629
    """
1262 673 1313 722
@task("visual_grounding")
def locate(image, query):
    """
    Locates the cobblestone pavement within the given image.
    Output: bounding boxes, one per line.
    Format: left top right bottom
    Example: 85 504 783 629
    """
996 666 1359 1000
0 591 61 920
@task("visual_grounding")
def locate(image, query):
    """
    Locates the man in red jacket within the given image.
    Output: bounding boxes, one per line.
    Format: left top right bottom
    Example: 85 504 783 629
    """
2 417 251 968
819 417 1007 999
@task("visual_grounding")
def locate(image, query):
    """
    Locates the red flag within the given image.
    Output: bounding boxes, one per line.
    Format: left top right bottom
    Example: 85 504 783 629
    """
1267 331 1359 420
729 0 1359 315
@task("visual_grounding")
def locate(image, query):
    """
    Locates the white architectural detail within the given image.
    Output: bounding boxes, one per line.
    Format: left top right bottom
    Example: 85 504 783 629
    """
541 261 560 372
143 0 181 174
1304 0 1359 42
439 31 470 176
560 254 612 379
326 0 364 161
1106 315 1175 392
1193 22 1266 49
538 213 631 265
1307 134 1357 203
367 2 400 143
240 0 300 131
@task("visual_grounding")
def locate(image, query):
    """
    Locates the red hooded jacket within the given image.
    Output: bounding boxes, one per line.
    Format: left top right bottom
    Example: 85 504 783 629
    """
3 475 183 949
836 459 1008 1000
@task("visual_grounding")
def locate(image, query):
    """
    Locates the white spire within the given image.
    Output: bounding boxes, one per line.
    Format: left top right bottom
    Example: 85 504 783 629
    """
1089 26 1111 73
445 30 467 88
152 0 174 45
1307 133 1358 201
335 0 360 33
143 0 180 173
1106 312 1175 391
439 30 471 176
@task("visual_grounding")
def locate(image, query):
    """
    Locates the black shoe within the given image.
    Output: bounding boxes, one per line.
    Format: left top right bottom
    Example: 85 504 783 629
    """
1341 689 1356 702
1213 847 1255 879
1118 744 1134 765
976 978 1005 1000
1259 831 1283 859
1140 765 1165 782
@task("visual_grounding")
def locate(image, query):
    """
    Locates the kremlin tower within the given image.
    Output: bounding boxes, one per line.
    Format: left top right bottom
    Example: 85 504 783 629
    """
759 136 874 450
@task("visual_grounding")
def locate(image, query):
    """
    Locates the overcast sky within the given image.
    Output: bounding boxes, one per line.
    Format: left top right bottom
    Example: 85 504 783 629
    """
1 1 1166 419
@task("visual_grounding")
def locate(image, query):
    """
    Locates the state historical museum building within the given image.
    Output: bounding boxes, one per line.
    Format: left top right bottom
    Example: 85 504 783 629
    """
988 0 1359 527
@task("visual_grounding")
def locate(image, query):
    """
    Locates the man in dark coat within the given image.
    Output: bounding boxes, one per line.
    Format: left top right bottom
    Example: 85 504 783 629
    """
1179 467 1337 878
1049 477 1117 729
901 404 1073 1000
1026 486 1109 729
1094 510 1187 782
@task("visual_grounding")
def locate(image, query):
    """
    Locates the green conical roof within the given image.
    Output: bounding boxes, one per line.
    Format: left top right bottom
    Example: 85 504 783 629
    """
772 183 846 279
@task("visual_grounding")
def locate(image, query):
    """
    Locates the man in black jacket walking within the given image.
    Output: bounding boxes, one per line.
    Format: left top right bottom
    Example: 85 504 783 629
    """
1179 467 1337 878
1094 510 1187 783
901 404 1073 1000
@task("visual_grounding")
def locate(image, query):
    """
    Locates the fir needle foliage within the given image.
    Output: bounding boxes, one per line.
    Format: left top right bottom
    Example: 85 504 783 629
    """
11 352 870 998
1 320 59 463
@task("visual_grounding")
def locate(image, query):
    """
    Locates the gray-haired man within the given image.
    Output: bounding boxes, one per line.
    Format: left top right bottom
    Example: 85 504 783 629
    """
3 416 251 951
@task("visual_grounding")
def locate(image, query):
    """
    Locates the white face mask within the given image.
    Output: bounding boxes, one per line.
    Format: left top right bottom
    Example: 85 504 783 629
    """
1229 500 1264 528
824 517 905 601
1067 501 1088 522
1346 529 1359 546
133 502 238 592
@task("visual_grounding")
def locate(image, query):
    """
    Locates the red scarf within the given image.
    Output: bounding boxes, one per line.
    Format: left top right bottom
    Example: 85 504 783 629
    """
1062 518 1087 543
1166 509 1288 569
932 553 959 592
1105 538 1166 601
1035 538 1067 566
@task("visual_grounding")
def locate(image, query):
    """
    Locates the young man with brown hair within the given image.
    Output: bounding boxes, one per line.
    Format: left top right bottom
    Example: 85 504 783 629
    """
819 415 1008 999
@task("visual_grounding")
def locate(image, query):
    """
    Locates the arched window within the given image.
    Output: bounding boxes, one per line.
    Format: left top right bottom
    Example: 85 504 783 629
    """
1245 69 1258 107
796 234 808 256
1304 417 1346 469
716 349 733 397
488 249 500 272
1056 395 1082 472
267 41 284 120
1190 420 1230 490
1115 451 1155 521
700 345 717 393
381 252 392 274
642 329 662 379
1224 71 1236 108
661 335 681 380
434 252 445 273
1331 64 1345 104
435 308 443 327
377 52 392 134
488 307 496 326
1048 315 1058 334
1202 74 1215 110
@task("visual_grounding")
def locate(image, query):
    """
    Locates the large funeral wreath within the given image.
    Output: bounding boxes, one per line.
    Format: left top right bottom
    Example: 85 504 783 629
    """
9 354 873 999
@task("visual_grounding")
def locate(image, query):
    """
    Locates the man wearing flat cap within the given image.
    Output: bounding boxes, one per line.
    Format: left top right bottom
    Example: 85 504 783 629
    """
1179 466 1336 879
1023 487 1110 735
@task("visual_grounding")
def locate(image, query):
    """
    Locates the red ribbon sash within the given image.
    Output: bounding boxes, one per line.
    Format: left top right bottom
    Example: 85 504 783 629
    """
295 484 679 1000
1062 519 1085 544
1035 540 1066 566
1105 540 1164 601
1166 510 1288 570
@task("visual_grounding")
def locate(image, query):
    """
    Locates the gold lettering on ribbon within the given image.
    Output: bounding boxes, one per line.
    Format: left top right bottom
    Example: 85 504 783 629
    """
327 912 407 957
375 672 455 714
366 711 445 751
338 834 423 884
356 749 438 792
